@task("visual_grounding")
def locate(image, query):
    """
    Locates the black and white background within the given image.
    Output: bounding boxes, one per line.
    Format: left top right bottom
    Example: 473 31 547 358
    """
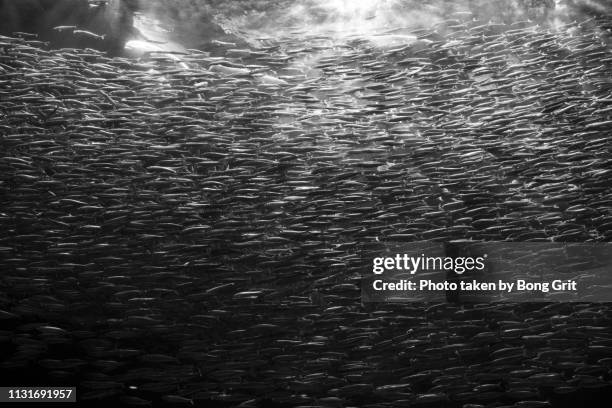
1 0 612 407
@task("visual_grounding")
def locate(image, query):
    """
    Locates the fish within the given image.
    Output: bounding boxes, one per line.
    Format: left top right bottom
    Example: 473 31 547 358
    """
73 30 105 41
53 25 77 32
210 39 236 47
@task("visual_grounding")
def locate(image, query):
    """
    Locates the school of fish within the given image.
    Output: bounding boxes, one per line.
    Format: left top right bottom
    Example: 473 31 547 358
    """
1 10 612 408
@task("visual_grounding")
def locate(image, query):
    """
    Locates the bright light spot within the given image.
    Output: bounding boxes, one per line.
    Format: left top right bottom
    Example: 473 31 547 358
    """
323 0 382 17
125 12 188 68
125 39 160 53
